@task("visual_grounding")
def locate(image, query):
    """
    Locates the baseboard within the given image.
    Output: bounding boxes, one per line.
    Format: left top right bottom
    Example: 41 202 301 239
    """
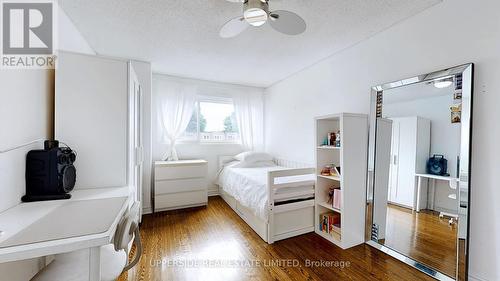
468 273 489 281
387 201 412 209
208 186 219 197
431 206 456 214
142 206 153 215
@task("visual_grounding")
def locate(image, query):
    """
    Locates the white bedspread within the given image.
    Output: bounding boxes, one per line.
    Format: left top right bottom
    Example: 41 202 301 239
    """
217 162 315 221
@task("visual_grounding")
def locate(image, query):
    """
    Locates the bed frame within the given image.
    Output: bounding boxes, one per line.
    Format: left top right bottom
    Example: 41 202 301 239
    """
218 156 315 244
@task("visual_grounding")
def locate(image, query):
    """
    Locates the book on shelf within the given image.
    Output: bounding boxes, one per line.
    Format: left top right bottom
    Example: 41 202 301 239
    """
319 212 341 235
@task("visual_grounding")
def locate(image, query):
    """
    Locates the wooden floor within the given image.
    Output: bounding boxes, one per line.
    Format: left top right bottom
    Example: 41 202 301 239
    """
118 197 433 281
381 204 457 278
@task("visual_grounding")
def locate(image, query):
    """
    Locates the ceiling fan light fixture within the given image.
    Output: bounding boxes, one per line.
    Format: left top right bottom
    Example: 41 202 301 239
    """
220 0 306 38
433 77 454 89
244 8 268 26
244 0 269 27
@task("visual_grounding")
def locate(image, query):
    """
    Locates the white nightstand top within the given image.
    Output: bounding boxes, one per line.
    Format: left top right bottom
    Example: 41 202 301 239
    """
155 159 208 167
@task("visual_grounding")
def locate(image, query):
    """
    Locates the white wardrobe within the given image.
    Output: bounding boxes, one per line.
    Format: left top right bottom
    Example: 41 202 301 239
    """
387 116 430 209
55 52 144 209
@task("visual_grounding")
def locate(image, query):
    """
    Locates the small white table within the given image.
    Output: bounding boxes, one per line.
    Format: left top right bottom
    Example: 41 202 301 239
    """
0 187 131 281
415 173 459 212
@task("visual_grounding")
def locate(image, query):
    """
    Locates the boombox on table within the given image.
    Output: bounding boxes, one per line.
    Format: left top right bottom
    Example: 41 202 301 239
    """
22 140 77 202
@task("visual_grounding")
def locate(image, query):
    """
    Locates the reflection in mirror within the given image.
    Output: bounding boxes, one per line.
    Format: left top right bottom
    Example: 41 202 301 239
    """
366 64 472 281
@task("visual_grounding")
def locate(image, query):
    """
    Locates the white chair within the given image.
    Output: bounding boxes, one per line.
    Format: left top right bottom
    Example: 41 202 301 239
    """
32 202 142 281
439 180 459 225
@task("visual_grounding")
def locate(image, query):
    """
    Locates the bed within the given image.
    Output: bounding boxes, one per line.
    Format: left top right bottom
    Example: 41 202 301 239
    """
217 154 316 244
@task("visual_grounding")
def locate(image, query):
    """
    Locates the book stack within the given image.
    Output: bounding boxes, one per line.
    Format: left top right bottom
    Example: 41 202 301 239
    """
319 212 341 236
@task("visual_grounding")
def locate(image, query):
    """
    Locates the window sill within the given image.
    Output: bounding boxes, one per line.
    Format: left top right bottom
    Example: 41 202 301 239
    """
176 141 241 146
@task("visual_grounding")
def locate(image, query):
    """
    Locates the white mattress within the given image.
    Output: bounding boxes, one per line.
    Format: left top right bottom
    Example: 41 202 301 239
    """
217 162 315 221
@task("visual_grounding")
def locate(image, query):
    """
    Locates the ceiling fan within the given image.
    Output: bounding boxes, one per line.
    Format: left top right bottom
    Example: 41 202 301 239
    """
219 0 306 38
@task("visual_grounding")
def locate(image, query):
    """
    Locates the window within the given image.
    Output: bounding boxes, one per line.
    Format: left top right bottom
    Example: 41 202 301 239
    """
181 98 240 143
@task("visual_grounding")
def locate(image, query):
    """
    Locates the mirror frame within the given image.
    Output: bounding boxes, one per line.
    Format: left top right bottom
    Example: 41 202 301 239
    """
365 63 474 281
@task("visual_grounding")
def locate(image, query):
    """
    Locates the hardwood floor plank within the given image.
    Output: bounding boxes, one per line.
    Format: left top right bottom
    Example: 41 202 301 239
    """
380 204 457 277
118 197 433 281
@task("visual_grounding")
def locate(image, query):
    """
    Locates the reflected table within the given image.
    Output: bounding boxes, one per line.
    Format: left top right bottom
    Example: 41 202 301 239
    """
414 173 459 212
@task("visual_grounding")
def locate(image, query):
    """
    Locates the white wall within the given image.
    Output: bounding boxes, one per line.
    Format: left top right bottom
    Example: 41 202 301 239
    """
0 70 54 280
264 0 500 280
152 74 264 195
384 92 461 212
0 5 96 280
0 69 54 212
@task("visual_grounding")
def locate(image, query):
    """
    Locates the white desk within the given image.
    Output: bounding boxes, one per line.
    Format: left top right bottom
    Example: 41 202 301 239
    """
415 174 459 212
0 187 131 281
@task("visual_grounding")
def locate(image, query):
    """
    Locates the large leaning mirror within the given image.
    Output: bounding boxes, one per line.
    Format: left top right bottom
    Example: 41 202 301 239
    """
365 64 473 281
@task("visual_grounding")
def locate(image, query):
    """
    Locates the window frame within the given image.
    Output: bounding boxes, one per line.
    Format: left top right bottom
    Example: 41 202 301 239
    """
178 95 240 144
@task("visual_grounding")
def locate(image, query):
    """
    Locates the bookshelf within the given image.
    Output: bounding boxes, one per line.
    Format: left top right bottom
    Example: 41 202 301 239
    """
314 113 368 249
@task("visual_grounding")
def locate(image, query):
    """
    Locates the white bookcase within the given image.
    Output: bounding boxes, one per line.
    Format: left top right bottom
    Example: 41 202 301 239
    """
314 113 368 249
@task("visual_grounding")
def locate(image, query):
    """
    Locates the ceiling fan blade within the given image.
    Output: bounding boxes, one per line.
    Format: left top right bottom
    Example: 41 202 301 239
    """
225 0 282 3
219 16 248 38
269 10 306 35
225 0 281 2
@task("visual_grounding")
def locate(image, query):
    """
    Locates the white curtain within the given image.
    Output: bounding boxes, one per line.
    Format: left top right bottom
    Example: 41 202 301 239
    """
156 79 196 161
234 93 264 151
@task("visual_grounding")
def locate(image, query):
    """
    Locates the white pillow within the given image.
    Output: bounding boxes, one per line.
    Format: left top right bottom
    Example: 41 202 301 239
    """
232 160 275 168
234 151 273 164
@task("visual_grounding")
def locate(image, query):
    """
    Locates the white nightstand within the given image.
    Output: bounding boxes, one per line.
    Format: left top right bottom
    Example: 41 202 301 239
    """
154 160 208 212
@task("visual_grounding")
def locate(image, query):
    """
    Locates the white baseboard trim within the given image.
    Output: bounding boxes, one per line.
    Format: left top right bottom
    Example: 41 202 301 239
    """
208 191 220 197
208 186 219 197
469 273 489 281
142 206 153 215
431 206 456 215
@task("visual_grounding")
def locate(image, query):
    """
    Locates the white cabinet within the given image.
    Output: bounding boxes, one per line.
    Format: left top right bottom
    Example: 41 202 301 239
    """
56 52 145 215
388 117 430 209
154 160 208 212
56 52 129 189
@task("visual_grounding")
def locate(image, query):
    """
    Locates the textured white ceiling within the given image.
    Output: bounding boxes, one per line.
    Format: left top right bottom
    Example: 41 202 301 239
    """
60 0 441 87
384 80 453 104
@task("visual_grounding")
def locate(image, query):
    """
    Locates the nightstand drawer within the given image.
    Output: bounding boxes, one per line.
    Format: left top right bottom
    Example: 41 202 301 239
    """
155 165 206 180
155 190 207 211
155 178 206 195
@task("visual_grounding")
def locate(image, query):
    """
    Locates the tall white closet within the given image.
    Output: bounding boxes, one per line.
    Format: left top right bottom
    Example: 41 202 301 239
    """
55 52 143 208
387 116 430 209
